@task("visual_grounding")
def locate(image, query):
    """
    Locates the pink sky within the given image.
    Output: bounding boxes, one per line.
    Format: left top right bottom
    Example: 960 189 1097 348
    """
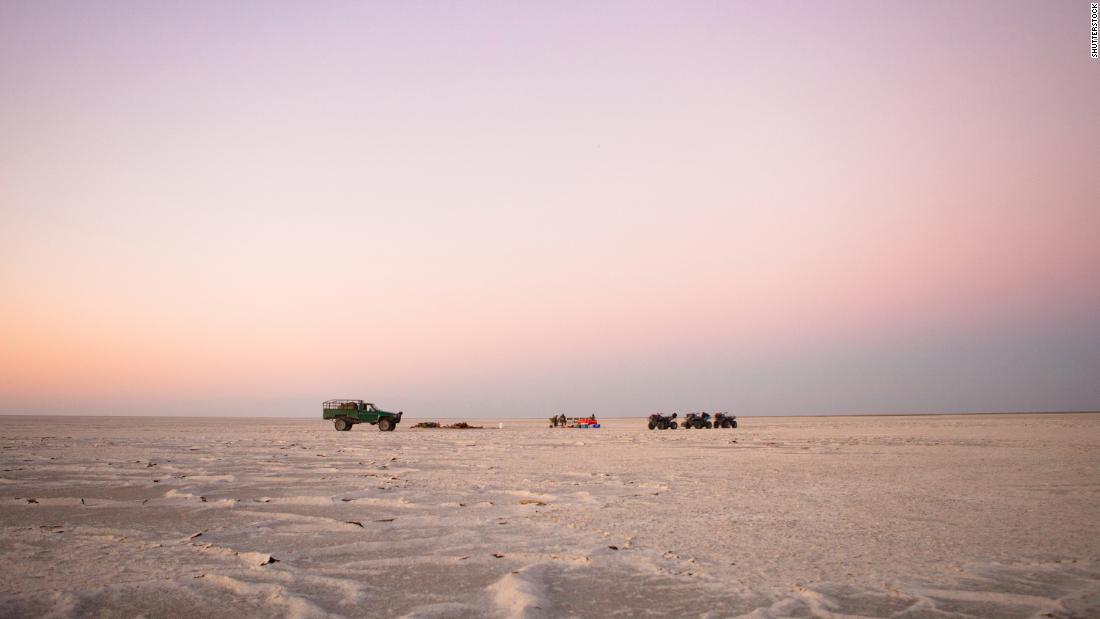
1 2 1098 416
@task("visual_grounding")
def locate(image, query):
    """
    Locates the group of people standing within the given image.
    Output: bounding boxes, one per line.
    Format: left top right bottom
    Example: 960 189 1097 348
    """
549 414 600 427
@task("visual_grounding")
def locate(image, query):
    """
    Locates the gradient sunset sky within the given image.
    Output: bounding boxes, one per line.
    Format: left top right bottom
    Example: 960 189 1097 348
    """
2 2 1098 417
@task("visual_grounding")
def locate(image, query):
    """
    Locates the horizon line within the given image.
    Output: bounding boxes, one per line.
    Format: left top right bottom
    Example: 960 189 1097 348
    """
1 410 1097 420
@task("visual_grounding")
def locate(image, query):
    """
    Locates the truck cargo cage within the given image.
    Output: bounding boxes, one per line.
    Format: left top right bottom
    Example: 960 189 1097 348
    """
324 399 363 410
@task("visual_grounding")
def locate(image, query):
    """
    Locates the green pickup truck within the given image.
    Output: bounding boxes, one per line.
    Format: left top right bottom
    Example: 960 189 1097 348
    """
323 399 403 432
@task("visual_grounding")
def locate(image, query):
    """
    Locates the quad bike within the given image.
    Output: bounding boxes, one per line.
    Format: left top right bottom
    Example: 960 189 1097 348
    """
647 413 678 430
681 412 712 429
713 412 738 428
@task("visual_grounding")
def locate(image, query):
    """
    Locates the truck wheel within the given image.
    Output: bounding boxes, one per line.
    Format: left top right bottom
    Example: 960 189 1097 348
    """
335 418 349 432
669 421 678 429
378 417 394 432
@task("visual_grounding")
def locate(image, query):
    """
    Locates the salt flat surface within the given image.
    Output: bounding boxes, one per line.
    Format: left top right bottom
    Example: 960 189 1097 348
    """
1 413 1098 618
